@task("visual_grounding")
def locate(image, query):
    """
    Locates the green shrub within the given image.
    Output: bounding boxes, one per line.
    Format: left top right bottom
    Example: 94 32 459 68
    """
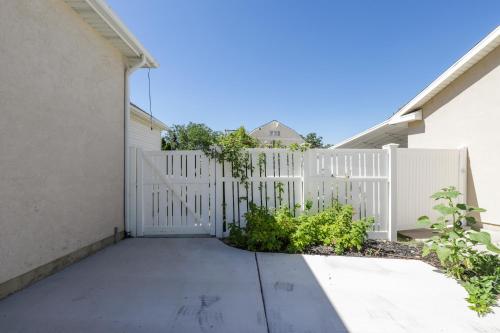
418 186 500 315
464 274 499 315
288 214 323 252
227 201 374 255
227 224 247 249
318 206 374 254
288 203 374 254
242 204 295 251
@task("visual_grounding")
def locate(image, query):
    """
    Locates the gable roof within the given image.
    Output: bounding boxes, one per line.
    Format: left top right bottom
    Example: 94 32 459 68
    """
130 103 168 131
390 25 500 122
64 0 158 68
335 26 500 148
249 120 302 137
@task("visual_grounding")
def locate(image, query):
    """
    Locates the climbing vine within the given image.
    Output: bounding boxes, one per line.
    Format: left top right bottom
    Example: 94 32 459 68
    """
205 127 259 184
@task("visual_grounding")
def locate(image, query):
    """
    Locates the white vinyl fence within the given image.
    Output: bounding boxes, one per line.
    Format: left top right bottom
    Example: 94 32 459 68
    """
127 145 466 240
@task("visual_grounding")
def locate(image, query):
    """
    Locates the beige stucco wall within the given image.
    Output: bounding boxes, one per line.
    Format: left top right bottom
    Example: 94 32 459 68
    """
250 121 305 146
407 46 500 226
0 0 126 283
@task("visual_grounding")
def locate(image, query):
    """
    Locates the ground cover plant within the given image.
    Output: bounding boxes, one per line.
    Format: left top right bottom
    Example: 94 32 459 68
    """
227 200 374 255
417 186 500 316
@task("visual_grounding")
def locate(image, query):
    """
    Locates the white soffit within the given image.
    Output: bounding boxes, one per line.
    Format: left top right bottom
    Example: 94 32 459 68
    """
334 121 408 149
64 0 158 68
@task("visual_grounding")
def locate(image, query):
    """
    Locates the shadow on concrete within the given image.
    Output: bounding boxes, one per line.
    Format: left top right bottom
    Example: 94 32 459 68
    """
257 252 348 333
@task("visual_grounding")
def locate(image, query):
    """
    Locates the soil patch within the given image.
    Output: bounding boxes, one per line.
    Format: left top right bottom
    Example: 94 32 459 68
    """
305 240 441 268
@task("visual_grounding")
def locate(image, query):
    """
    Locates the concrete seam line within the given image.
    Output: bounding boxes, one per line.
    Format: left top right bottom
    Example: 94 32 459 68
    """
254 252 270 333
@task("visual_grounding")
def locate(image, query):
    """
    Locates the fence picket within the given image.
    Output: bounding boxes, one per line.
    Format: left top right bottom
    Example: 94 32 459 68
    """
131 148 404 239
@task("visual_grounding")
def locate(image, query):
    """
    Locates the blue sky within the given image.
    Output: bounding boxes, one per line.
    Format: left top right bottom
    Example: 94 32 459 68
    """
107 0 500 144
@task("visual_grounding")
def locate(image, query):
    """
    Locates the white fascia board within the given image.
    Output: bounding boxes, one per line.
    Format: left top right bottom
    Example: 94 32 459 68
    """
68 0 159 68
334 120 390 148
388 109 422 125
130 104 168 130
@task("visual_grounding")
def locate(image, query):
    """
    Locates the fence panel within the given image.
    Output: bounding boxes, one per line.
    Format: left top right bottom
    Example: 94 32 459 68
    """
129 147 464 240
396 148 466 230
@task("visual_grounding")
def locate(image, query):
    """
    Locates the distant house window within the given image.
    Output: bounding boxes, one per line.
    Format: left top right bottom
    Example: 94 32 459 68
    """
269 130 280 136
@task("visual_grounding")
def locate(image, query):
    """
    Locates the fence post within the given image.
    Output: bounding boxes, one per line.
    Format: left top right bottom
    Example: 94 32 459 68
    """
136 148 144 237
458 146 468 204
128 147 137 237
301 149 312 212
383 143 399 241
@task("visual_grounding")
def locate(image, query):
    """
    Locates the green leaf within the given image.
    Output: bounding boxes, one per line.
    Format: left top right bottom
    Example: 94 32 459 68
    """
467 231 491 244
417 216 431 227
431 188 461 200
467 231 500 253
465 216 476 225
456 203 467 210
433 204 458 215
468 207 486 213
486 243 500 254
436 246 452 262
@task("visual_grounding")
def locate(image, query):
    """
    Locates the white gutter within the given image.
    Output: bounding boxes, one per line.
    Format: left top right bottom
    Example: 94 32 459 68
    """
83 0 158 67
124 54 147 236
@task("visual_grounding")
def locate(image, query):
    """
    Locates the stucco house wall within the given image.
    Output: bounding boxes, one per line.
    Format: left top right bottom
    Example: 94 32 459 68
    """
250 120 305 146
407 45 500 227
0 0 126 284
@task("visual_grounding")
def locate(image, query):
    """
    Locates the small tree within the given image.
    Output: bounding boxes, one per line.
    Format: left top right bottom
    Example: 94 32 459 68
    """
162 122 219 151
304 132 323 148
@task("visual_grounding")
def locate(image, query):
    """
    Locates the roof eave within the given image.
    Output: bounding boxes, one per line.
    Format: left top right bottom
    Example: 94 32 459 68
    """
65 0 159 68
130 103 168 130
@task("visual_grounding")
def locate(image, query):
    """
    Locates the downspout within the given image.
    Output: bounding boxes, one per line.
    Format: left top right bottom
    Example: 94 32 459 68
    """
124 54 147 237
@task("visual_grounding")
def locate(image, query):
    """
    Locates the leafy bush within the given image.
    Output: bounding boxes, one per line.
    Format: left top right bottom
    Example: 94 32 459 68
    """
228 201 374 255
240 204 296 252
227 224 247 249
464 274 499 315
418 186 500 315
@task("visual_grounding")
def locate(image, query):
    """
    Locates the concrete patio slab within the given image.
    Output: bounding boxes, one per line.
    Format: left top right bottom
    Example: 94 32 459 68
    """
1 238 499 333
257 253 500 333
0 238 267 333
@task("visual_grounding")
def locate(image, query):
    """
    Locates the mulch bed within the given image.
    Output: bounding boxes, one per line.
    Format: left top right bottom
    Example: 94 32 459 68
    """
305 239 442 268
224 238 442 268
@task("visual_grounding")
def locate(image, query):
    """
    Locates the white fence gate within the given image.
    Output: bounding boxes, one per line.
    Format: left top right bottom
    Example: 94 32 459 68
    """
127 146 466 240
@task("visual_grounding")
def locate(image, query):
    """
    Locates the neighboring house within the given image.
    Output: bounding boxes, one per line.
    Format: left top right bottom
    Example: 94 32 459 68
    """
250 120 305 146
0 0 157 297
130 103 168 151
335 26 500 229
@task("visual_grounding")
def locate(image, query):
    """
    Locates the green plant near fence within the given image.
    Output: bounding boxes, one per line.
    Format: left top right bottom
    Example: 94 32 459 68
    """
417 186 500 316
228 200 374 254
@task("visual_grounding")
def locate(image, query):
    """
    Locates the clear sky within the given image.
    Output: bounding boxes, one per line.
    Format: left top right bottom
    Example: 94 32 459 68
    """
107 0 500 145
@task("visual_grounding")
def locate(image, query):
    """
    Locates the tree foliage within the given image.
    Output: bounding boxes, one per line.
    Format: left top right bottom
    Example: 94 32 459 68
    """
209 127 260 183
303 132 324 148
162 122 219 151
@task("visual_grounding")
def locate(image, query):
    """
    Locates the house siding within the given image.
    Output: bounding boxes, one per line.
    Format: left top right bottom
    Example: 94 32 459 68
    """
407 46 500 226
250 121 304 146
129 115 163 151
0 0 126 283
